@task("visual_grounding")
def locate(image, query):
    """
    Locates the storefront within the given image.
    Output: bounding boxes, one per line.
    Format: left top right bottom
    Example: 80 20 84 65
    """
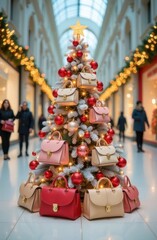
0 56 19 142
139 56 157 143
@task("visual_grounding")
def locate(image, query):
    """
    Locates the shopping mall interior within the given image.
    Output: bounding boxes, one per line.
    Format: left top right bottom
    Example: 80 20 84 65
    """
0 0 157 239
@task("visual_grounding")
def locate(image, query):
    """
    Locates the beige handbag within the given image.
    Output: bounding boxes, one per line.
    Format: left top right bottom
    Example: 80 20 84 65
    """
92 139 118 166
56 80 78 106
18 173 41 212
83 177 124 220
77 72 97 89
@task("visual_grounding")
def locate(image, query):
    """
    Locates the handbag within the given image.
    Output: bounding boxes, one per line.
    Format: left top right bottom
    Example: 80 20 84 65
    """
1 120 14 132
40 176 81 220
122 176 140 213
38 131 69 165
89 101 110 124
77 72 97 89
92 139 118 166
18 173 41 212
56 81 78 106
83 177 124 220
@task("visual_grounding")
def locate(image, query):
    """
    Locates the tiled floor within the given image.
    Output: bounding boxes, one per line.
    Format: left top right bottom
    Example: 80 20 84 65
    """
0 137 157 240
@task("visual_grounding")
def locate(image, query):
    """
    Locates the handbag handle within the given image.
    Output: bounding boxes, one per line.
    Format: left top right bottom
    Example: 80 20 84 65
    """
51 176 69 189
62 80 74 88
51 131 62 140
95 100 103 107
81 65 93 74
96 138 108 147
96 177 113 189
123 175 132 188
25 172 36 186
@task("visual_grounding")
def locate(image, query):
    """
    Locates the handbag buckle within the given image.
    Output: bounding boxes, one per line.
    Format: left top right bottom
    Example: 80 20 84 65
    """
47 151 52 157
88 79 91 84
22 196 27 203
63 95 67 100
53 203 58 212
106 153 110 160
105 205 111 213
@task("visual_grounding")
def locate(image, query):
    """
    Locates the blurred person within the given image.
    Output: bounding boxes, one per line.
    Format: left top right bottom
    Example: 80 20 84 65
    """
132 100 150 152
0 99 14 160
117 111 127 142
15 101 34 157
38 113 46 130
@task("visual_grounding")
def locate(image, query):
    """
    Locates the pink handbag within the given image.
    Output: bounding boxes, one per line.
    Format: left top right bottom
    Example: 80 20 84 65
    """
38 131 69 165
122 176 140 213
89 101 110 124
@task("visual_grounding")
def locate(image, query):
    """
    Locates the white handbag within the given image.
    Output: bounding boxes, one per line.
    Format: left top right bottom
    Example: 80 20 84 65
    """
92 139 118 166
77 72 97 89
56 81 79 106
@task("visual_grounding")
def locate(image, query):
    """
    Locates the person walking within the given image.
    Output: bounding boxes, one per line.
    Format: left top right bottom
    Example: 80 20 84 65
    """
0 99 15 160
38 113 46 130
117 111 127 142
132 100 150 152
15 101 34 157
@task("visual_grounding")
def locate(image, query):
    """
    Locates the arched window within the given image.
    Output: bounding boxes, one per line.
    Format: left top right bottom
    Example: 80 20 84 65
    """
28 16 35 56
10 0 19 25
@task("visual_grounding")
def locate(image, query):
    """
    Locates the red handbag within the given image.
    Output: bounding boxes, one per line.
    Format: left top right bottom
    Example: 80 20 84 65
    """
122 176 140 213
39 176 81 220
1 120 14 132
38 131 69 165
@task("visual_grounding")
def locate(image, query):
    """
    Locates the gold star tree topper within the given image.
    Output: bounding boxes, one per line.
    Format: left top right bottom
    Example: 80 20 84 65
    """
70 21 87 39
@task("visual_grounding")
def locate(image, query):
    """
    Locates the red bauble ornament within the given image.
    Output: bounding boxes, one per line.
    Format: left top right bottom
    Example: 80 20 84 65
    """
29 160 39 170
110 176 120 187
90 61 98 70
84 131 90 138
97 81 103 91
67 56 73 63
116 157 127 168
107 128 115 136
47 105 55 114
32 151 36 156
87 97 96 107
38 130 46 138
44 170 53 179
96 171 104 180
58 67 67 77
77 143 89 158
52 89 58 98
73 40 79 47
104 134 113 144
54 115 64 125
76 50 83 58
71 172 83 185
66 70 72 77
80 115 88 123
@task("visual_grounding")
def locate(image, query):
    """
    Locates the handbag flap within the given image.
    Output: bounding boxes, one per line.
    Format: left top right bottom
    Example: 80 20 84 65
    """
19 183 40 198
94 146 116 156
92 107 109 115
123 186 139 200
41 187 77 206
58 88 77 97
41 140 65 153
80 72 96 81
88 188 123 206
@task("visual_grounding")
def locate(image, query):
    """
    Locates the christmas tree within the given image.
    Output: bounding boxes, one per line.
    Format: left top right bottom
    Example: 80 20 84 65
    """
29 21 127 194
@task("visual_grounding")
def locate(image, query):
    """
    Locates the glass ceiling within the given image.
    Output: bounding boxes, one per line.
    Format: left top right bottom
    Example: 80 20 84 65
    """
52 0 107 62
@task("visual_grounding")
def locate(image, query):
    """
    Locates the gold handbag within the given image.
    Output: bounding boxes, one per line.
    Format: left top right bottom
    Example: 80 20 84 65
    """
18 173 41 212
83 177 124 220
56 80 78 106
77 72 97 89
92 139 118 166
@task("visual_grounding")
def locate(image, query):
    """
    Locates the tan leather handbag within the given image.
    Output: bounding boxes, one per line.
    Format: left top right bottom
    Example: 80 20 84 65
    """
83 177 124 220
92 139 118 166
77 72 97 89
56 80 78 106
18 173 41 212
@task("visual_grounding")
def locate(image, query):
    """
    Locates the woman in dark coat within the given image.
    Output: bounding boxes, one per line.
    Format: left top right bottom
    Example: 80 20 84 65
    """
15 101 34 157
0 99 14 160
132 100 149 152
117 111 127 142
